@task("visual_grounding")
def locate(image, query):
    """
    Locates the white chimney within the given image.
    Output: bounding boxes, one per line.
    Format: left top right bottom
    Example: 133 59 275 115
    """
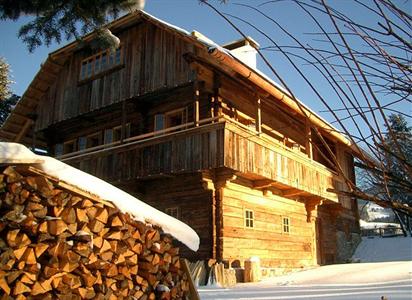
222 37 260 69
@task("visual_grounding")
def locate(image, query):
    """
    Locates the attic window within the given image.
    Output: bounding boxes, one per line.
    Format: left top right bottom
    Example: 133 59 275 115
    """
80 46 123 81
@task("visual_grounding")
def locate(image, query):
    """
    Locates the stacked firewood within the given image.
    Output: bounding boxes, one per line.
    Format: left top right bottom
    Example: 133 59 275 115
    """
0 166 190 299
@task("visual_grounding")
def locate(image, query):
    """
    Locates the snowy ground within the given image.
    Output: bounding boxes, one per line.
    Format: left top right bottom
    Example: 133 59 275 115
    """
199 237 412 299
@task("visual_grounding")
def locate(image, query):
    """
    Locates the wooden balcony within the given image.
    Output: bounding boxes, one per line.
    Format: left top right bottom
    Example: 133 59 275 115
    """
223 121 340 203
61 117 340 203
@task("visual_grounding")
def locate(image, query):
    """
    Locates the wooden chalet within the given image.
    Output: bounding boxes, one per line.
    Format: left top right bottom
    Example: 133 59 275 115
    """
0 11 360 273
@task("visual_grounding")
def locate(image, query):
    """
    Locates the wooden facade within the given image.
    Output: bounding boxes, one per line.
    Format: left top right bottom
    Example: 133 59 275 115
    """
0 11 360 273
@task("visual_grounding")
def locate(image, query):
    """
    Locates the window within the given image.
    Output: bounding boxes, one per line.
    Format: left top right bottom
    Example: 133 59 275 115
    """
87 132 101 148
165 108 187 128
245 209 254 228
154 108 188 133
165 207 180 220
104 124 131 144
154 114 165 132
79 46 123 81
282 217 290 233
63 140 76 154
78 137 87 151
55 144 63 157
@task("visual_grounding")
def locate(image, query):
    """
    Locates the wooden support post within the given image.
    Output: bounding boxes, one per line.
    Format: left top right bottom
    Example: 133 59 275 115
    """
194 83 200 127
306 120 313 159
256 97 262 135
213 72 221 118
210 94 215 121
121 101 126 143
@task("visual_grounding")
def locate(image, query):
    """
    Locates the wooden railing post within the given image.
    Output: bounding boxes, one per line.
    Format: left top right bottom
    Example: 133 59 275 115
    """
194 89 200 127
306 120 313 159
256 97 262 135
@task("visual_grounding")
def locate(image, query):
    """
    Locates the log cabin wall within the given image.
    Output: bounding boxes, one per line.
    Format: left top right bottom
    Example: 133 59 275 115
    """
123 173 214 261
220 179 317 271
35 21 196 131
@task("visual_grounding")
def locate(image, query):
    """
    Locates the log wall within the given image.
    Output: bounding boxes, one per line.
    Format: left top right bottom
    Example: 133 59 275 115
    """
220 181 317 270
126 174 214 261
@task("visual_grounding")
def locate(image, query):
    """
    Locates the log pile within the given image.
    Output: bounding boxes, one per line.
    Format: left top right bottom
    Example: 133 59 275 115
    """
0 166 191 299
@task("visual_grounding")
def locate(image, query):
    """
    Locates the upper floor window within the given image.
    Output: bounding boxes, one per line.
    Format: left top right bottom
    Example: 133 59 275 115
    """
80 46 123 81
86 132 101 148
154 107 188 132
104 124 131 144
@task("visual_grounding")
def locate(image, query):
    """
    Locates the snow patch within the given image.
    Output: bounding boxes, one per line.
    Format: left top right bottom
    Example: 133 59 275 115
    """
0 142 200 251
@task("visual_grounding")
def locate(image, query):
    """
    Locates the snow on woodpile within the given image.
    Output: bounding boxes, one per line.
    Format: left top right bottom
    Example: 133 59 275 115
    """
0 142 199 251
0 165 194 298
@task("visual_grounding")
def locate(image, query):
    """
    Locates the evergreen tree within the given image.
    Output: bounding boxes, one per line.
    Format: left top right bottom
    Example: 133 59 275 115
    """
0 56 12 101
0 94 19 126
0 0 146 52
382 114 412 205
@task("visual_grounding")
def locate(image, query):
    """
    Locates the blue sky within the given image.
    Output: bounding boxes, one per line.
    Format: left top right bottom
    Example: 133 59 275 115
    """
0 1 331 113
0 0 410 132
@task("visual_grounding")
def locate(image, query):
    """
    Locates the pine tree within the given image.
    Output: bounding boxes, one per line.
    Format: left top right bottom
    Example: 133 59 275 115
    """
0 0 146 52
0 94 19 126
0 56 12 101
382 115 412 205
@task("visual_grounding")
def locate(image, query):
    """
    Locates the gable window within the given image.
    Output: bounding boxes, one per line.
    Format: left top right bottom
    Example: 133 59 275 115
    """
80 46 123 81
282 217 290 233
245 209 254 228
165 207 180 220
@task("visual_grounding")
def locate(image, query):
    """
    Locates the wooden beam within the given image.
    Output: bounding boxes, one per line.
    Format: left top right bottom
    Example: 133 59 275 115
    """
181 259 200 300
282 189 306 198
14 119 33 143
213 72 222 117
253 179 273 189
306 120 313 159
121 101 126 142
194 82 200 127
255 97 262 135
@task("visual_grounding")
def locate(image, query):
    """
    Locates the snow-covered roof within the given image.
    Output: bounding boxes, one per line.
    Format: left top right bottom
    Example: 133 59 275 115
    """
0 142 200 251
359 220 400 229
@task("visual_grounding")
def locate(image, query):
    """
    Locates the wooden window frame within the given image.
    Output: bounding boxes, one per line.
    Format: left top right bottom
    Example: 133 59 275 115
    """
282 217 290 234
104 123 131 144
244 209 254 228
165 207 180 220
78 137 87 151
86 132 102 149
55 143 63 157
165 107 188 128
154 107 188 134
79 46 124 82
63 139 77 155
